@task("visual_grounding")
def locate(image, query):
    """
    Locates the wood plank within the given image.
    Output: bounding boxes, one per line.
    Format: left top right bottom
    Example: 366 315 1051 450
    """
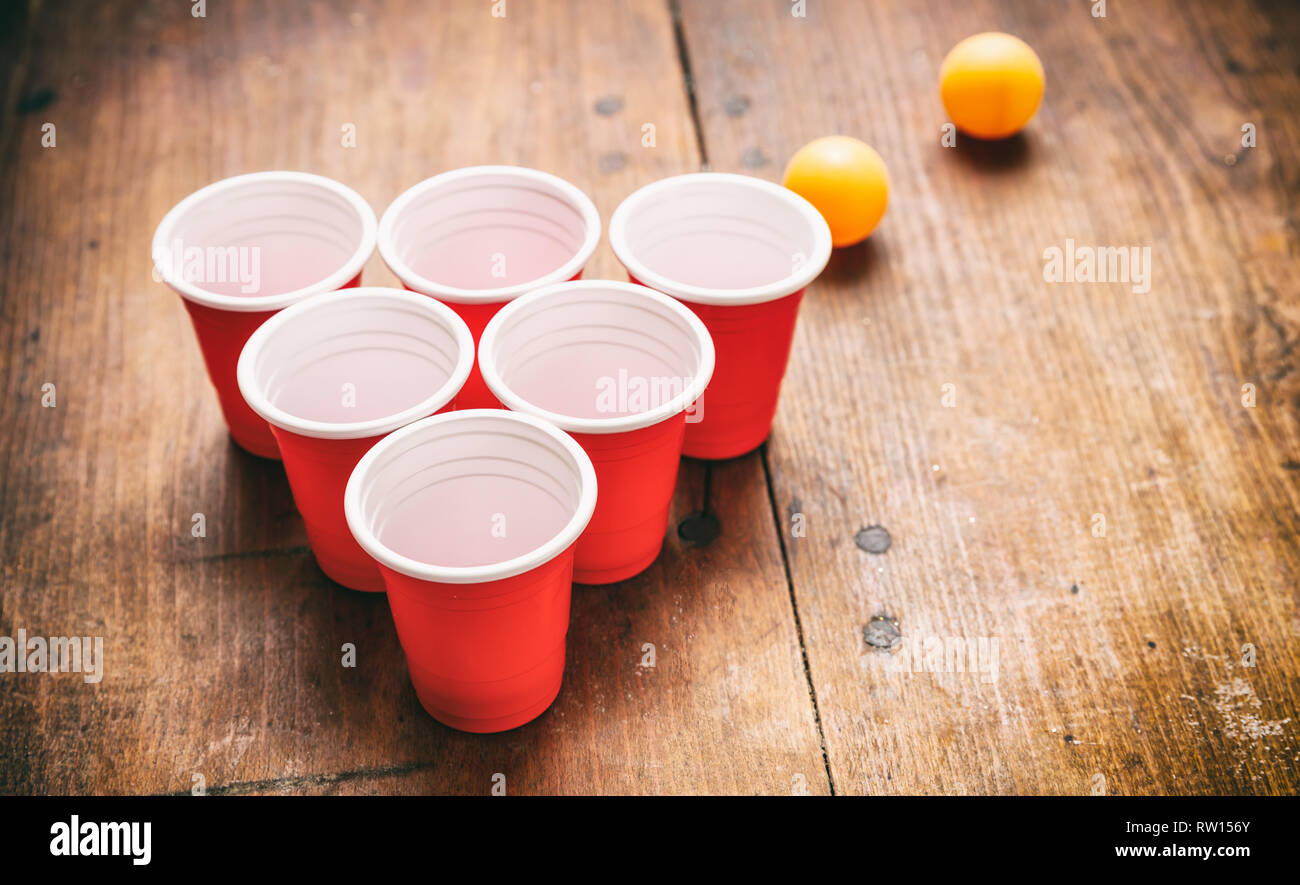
680 0 1300 794
0 0 827 794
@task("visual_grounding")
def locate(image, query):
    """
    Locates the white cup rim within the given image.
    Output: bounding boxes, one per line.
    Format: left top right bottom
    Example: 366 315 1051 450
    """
608 171 833 306
344 409 598 584
236 287 474 440
151 171 378 312
478 279 715 434
377 165 602 304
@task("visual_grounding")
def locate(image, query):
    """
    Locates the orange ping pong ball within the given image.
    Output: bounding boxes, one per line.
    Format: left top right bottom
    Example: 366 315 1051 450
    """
940 32 1045 140
782 136 890 248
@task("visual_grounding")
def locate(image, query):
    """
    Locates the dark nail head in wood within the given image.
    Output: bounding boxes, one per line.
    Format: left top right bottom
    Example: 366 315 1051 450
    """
594 95 624 115
855 525 891 554
678 511 720 545
17 88 56 115
723 95 750 117
598 152 628 173
863 614 901 651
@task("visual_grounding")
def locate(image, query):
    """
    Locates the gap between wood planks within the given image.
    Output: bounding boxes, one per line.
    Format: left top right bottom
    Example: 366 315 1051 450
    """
668 0 837 796
164 761 444 796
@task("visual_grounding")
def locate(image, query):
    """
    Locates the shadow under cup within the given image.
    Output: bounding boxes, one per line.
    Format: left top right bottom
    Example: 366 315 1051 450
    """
153 171 377 458
609 173 832 460
377 166 601 409
344 411 597 733
237 288 473 592
478 281 715 585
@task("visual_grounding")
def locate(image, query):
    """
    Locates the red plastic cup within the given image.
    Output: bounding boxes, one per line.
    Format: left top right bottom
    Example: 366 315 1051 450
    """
377 166 601 409
152 171 378 458
238 288 473 591
344 410 597 732
609 173 832 459
479 281 714 584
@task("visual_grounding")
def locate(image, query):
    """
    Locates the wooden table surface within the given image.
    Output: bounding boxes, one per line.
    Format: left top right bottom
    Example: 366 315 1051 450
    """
1 0 1297 796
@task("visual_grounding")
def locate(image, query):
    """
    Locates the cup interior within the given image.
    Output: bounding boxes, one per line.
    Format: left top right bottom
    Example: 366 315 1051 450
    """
611 173 832 303
482 282 713 428
347 412 596 581
155 174 372 301
240 289 471 435
382 168 598 296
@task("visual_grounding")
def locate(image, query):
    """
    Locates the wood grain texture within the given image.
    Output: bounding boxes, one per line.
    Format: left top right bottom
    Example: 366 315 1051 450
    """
0 0 827 795
2 0 1297 797
679 0 1300 794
